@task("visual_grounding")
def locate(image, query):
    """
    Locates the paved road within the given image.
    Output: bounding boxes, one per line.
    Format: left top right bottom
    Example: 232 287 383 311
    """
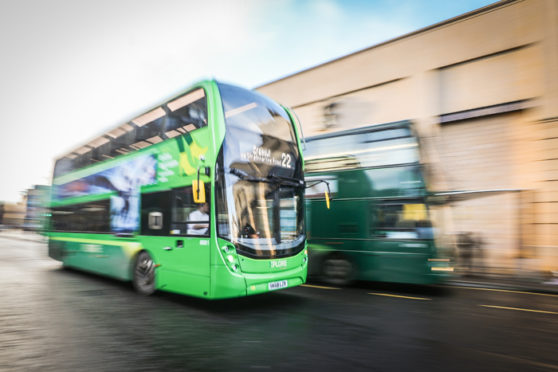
1 237 557 371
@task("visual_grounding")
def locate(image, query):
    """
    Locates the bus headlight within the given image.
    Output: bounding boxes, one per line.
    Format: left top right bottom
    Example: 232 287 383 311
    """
221 244 241 272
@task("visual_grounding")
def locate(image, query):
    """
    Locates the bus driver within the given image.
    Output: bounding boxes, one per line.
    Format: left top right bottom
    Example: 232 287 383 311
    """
187 203 209 235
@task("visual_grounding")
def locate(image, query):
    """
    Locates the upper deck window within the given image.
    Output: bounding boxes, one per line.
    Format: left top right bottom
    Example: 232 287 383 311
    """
305 126 420 172
53 88 207 179
219 83 296 144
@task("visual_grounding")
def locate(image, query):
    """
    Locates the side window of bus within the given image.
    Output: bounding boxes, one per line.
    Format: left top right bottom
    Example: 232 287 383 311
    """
372 202 432 240
171 185 211 237
51 200 110 233
141 191 171 236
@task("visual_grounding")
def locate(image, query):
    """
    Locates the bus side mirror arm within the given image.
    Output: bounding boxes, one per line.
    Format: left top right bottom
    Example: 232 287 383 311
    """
193 167 207 204
306 179 332 209
324 182 331 209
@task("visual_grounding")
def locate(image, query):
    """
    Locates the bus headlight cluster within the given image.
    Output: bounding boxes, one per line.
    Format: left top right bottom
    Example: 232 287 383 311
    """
222 244 240 272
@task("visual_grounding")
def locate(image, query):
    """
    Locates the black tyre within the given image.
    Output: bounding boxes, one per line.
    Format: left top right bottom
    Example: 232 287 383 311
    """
321 254 354 286
133 251 156 295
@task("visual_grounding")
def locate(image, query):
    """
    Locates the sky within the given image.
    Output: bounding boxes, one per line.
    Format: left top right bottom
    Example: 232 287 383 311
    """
0 0 496 203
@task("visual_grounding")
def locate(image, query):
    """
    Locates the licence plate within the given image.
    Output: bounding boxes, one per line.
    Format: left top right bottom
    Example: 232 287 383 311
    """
268 280 288 291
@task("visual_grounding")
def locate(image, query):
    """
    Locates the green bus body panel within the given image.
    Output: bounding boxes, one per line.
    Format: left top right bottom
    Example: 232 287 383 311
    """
308 240 442 284
210 251 307 299
237 244 307 274
283 107 305 170
48 233 142 280
305 121 451 285
48 232 307 299
139 235 211 298
47 80 307 299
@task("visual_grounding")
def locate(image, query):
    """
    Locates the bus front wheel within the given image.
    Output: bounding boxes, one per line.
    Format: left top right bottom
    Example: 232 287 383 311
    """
322 254 354 286
133 251 156 295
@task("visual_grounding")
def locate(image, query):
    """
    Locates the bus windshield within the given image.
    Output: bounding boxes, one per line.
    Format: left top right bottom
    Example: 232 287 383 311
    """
217 83 304 258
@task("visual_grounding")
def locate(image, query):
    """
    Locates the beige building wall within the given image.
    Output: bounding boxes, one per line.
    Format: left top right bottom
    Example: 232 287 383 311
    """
257 0 558 273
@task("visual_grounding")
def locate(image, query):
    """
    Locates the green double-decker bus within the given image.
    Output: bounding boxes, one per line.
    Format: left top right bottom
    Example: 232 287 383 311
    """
304 120 452 285
48 81 308 299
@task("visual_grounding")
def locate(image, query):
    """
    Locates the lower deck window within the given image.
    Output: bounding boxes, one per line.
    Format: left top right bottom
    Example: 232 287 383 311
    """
51 200 110 233
141 185 211 237
372 201 433 239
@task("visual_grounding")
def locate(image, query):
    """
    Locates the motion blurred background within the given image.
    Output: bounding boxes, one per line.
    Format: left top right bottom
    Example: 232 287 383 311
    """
2 0 557 284
255 0 558 282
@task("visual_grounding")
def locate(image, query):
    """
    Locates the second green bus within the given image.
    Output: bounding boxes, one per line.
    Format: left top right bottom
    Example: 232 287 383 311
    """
304 120 453 285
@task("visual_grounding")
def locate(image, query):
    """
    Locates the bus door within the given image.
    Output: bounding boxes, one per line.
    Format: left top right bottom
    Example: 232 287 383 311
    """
140 186 211 296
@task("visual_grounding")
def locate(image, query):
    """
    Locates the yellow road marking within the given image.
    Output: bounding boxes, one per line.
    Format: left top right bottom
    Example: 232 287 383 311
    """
369 292 431 301
480 305 558 315
449 285 558 298
301 284 340 290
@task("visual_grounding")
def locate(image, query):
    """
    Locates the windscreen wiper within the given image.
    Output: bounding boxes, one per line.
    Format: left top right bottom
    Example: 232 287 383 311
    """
267 173 305 188
229 168 304 187
229 167 270 183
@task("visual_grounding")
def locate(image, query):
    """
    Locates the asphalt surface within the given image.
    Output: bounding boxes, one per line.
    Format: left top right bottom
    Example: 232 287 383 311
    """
1 237 558 371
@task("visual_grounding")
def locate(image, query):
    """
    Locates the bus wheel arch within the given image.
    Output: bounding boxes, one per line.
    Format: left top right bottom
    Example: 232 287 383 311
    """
132 250 157 295
321 252 355 286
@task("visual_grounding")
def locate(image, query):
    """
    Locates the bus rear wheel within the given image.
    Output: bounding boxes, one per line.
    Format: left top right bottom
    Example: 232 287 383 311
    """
133 251 156 295
322 254 354 286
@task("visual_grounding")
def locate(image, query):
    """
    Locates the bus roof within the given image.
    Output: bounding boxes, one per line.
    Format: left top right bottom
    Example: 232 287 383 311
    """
306 120 413 142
